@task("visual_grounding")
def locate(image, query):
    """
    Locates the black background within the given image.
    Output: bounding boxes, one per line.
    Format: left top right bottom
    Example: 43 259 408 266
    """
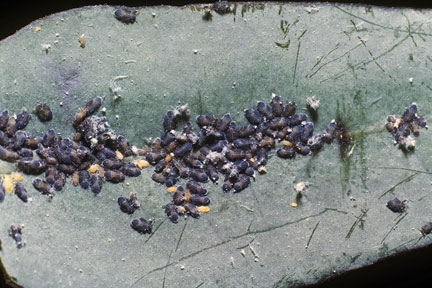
0 1 431 288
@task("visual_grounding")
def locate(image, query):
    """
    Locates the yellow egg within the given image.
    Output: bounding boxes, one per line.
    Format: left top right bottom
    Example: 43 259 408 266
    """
11 172 23 181
197 206 210 213
135 159 149 169
167 186 177 193
115 150 124 160
87 164 100 173
3 175 14 194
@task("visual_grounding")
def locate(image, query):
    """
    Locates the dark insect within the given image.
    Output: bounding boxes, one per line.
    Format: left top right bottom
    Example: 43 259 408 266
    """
146 150 166 164
117 135 133 156
277 146 296 159
41 129 56 147
222 178 233 192
163 110 176 132
256 148 268 166
90 174 103 194
53 172 66 191
165 176 177 187
123 163 141 177
8 224 24 248
104 169 125 183
151 172 166 184
271 94 283 117
387 198 406 213
24 136 40 149
18 148 33 158
33 178 52 195
12 131 27 150
172 159 189 178
186 180 207 195
130 218 153 234
15 182 29 202
164 204 179 223
212 1 231 14
35 103 53 122
16 111 30 130
420 222 432 236
6 116 17 136
282 101 296 117
79 170 91 189
233 176 250 192
118 193 139 214
237 124 256 138
0 110 9 130
217 113 232 131
190 194 210 206
73 97 102 127
154 159 168 173
102 158 123 170
269 117 289 130
57 164 76 175
184 203 200 218
0 131 9 146
183 154 204 169
189 169 209 183
174 142 192 157
114 7 138 24
45 166 58 185
206 164 219 183
17 158 47 175
257 101 273 120
225 149 245 161
259 136 275 149
196 115 217 127
245 108 262 125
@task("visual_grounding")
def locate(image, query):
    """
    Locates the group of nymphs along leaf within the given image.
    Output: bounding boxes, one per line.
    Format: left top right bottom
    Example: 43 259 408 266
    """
0 95 428 239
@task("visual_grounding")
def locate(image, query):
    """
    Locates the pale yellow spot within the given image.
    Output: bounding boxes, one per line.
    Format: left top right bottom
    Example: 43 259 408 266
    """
290 203 298 207
135 159 149 169
11 172 23 181
197 206 210 213
167 186 177 193
249 158 255 163
35 26 41 32
3 175 13 194
177 206 186 214
282 140 293 147
87 164 100 173
165 153 173 162
115 150 124 160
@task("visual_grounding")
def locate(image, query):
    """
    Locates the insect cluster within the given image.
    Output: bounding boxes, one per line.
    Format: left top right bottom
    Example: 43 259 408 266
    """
0 98 153 234
144 94 342 223
385 103 427 151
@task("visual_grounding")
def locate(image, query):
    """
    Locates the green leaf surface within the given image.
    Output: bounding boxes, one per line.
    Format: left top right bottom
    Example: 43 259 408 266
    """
0 3 432 287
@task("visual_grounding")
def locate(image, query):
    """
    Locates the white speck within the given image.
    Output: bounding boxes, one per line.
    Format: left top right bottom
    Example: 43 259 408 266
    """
194 49 198 54
230 256 235 268
101 107 107 114
151 12 156 17
180 265 185 270
55 33 59 37
46 214 49 217
121 258 126 262
41 44 51 53
59 102 63 107
54 40 59 44
154 24 158 28
294 182 309 192
240 249 246 257
74 246 79 250
79 269 83 273
409 77 414 84
107 238 112 243
115 115 119 120
306 96 320 111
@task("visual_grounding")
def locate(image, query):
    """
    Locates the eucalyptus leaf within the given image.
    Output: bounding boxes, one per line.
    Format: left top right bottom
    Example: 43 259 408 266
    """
0 3 432 287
